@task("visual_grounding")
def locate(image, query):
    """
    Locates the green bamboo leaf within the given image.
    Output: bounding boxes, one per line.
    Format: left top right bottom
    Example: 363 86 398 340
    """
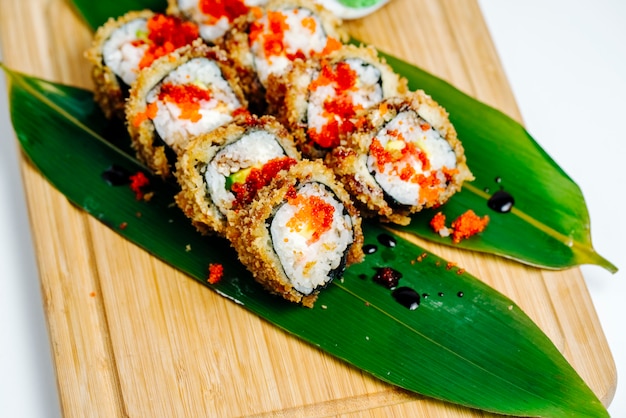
2 64 609 417
68 0 167 29
377 51 617 272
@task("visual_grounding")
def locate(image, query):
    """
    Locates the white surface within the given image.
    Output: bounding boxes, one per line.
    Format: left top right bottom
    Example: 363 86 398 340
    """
0 1 624 416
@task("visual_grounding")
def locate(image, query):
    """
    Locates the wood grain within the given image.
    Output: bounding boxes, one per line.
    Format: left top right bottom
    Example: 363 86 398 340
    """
0 0 616 416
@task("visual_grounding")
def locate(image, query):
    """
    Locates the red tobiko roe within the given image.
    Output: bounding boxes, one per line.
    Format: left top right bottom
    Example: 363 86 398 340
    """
231 157 297 208
137 14 199 69
286 193 335 245
129 171 150 200
199 0 250 23
307 62 361 148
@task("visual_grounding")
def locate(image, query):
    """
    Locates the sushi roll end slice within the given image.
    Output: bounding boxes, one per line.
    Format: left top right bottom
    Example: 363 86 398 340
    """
326 91 474 225
226 160 363 307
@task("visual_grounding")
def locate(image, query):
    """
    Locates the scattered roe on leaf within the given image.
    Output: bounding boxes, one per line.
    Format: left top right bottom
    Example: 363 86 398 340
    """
307 62 361 148
137 14 199 69
451 210 490 243
286 193 335 245
129 171 150 200
208 263 224 284
199 0 250 24
231 157 297 208
429 212 450 237
430 210 489 243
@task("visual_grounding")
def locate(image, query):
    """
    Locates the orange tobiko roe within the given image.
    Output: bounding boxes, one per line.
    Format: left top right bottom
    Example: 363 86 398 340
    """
286 194 335 245
231 157 297 208
137 14 199 70
249 10 341 62
430 212 448 234
249 10 289 58
450 210 489 243
207 263 224 284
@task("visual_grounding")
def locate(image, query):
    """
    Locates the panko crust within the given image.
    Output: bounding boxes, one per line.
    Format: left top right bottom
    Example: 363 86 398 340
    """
225 160 363 307
326 90 474 225
174 114 301 235
125 40 248 178
85 10 156 119
266 44 408 159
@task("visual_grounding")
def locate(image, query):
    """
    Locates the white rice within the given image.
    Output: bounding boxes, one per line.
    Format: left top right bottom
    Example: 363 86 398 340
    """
367 110 457 206
307 58 383 138
102 18 149 86
205 130 287 214
146 57 242 150
251 7 329 87
270 182 353 295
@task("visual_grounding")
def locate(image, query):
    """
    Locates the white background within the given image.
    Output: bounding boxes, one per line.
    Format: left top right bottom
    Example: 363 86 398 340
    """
1 1 624 416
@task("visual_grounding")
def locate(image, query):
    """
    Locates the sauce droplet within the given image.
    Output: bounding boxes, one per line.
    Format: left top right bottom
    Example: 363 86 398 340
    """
487 190 515 213
372 267 402 289
102 164 130 186
377 233 397 248
363 244 378 255
392 287 420 310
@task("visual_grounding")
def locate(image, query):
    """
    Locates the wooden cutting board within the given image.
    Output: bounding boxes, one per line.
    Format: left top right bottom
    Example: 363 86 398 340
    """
0 0 616 416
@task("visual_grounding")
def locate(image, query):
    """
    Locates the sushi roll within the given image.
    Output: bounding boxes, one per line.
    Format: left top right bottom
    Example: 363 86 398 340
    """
85 10 200 119
325 91 474 225
221 0 347 109
267 44 407 159
126 40 248 177
166 0 269 44
226 160 364 307
174 115 301 235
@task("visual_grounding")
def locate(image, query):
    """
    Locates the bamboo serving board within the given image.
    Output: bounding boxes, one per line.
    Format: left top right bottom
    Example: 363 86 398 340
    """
0 0 616 416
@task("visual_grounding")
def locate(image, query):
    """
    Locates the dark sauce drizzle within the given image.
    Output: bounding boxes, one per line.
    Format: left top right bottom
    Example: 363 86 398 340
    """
392 287 420 310
488 190 515 213
377 233 396 248
363 244 378 255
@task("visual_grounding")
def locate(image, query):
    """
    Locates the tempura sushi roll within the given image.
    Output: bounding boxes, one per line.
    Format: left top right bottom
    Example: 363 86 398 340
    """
166 0 268 44
325 91 474 225
85 10 200 119
267 44 407 159
222 0 346 109
174 115 301 234
226 160 363 307
126 40 248 177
